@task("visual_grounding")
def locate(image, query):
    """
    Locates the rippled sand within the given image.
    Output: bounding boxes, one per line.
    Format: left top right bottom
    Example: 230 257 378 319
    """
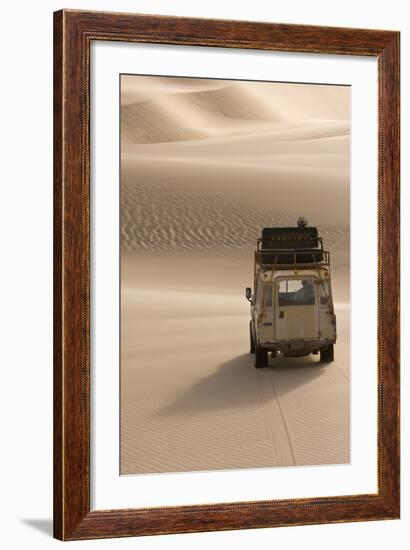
120 76 350 474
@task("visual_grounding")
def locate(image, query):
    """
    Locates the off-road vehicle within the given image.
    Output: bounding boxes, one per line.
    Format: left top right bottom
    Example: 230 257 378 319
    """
245 218 336 368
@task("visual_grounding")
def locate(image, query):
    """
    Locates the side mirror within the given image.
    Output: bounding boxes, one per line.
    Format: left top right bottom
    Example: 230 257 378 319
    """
245 287 252 302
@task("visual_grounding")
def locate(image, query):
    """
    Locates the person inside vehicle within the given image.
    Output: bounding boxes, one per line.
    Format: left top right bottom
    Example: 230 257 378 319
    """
293 279 315 305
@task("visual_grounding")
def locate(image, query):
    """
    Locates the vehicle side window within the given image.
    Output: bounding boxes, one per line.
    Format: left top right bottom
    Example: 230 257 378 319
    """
261 284 272 307
320 280 331 307
278 279 315 306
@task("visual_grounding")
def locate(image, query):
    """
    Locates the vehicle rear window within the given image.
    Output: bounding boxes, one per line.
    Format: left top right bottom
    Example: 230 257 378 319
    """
278 279 315 306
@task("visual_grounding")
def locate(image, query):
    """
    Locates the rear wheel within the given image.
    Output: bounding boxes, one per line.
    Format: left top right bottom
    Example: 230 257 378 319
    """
320 344 334 363
250 322 255 354
255 346 269 368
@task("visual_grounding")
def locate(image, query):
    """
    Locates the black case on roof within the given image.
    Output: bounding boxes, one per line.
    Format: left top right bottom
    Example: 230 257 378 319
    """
260 227 322 264
261 227 318 250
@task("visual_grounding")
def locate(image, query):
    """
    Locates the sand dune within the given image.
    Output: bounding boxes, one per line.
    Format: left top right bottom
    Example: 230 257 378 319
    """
120 75 350 475
124 122 350 152
121 156 349 259
121 76 350 141
121 175 349 256
121 75 228 105
121 82 284 145
121 80 349 257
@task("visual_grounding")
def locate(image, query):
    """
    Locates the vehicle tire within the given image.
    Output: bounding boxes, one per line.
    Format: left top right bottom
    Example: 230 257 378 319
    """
255 346 269 368
250 322 255 354
320 344 334 363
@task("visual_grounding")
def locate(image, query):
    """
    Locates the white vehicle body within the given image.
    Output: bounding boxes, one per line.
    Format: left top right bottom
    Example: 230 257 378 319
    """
251 267 336 354
246 224 337 367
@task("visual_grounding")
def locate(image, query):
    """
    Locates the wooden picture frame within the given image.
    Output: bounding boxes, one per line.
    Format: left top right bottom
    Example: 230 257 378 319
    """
53 9 400 540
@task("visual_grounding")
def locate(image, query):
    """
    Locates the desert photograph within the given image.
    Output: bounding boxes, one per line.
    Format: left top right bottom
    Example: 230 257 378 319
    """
120 74 350 475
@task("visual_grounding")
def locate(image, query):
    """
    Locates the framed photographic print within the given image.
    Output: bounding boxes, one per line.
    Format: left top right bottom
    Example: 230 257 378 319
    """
53 9 400 540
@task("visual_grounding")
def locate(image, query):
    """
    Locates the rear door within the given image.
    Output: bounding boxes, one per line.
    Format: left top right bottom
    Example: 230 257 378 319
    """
275 277 319 340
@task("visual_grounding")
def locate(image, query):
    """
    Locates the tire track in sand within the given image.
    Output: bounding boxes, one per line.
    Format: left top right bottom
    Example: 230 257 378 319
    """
256 367 296 467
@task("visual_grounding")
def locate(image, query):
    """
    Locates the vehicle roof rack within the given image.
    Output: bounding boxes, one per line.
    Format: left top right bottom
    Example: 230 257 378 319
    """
255 224 330 270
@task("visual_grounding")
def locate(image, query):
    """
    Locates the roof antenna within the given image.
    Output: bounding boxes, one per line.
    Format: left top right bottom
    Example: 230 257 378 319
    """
297 216 308 228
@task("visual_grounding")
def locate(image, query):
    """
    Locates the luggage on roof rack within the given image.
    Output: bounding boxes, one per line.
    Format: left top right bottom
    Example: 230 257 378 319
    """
258 226 324 265
261 226 318 250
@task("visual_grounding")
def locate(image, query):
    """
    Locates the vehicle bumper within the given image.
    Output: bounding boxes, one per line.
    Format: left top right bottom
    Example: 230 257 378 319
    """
259 338 334 356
